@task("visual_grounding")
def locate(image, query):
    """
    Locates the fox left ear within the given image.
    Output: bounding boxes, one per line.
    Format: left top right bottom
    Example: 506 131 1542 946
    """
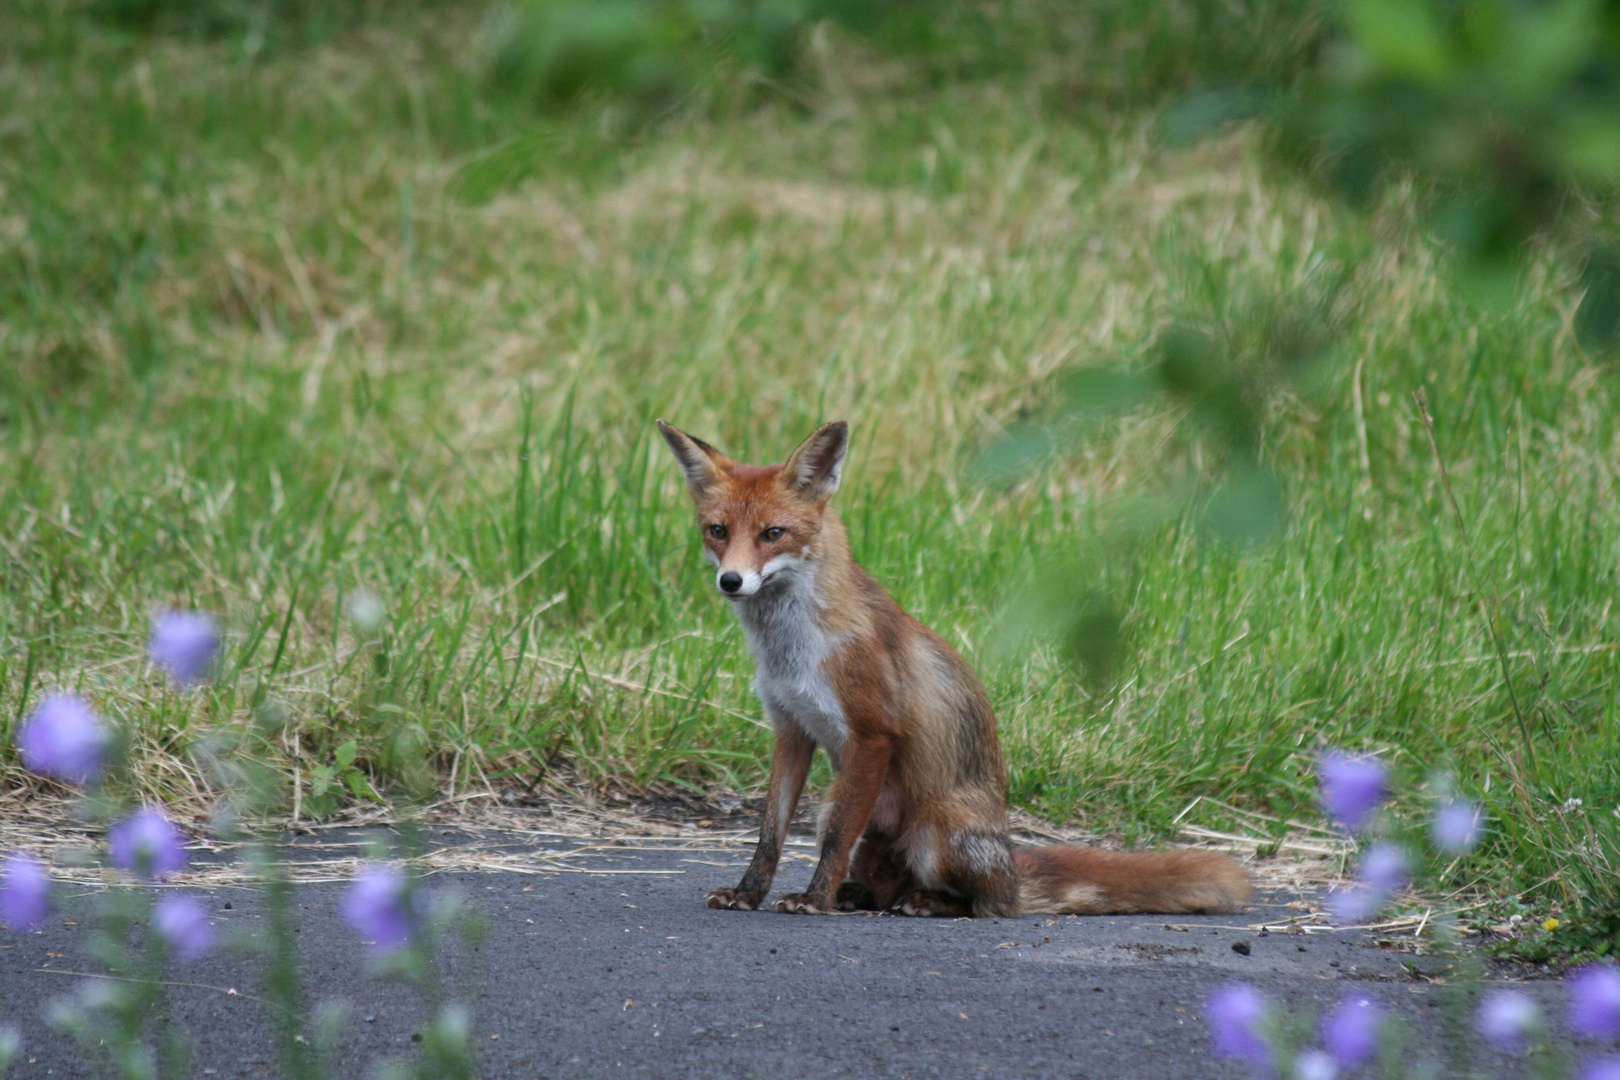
781 421 849 502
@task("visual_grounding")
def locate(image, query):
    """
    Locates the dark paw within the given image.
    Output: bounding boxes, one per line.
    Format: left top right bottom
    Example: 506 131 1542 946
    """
773 892 830 915
892 890 969 917
707 888 762 911
835 882 878 912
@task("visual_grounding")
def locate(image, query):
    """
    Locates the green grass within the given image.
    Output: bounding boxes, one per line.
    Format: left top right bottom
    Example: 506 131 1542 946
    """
1 0 1617 939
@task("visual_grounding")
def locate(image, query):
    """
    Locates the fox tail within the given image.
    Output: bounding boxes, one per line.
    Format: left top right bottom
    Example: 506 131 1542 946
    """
1013 845 1253 915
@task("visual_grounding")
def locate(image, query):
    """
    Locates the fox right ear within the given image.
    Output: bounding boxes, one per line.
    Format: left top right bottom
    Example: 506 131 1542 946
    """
656 420 730 499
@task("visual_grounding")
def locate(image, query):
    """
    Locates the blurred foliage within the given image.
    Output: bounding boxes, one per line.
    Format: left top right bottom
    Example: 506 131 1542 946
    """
983 268 1350 679
475 0 1332 113
478 0 887 110
84 0 447 46
1270 0 1620 327
1018 0 1620 674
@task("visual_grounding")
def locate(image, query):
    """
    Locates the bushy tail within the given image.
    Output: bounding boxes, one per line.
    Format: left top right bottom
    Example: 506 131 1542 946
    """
1013 846 1252 915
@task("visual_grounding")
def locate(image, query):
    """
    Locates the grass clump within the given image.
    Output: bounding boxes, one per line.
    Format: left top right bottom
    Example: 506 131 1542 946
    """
0 0 1616 947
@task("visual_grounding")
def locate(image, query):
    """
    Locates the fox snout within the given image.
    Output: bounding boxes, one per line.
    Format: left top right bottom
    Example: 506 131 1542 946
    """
713 553 806 598
715 565 766 598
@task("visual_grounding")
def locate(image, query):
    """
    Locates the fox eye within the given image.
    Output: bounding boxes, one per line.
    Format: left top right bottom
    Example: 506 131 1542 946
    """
708 524 728 540
761 526 785 542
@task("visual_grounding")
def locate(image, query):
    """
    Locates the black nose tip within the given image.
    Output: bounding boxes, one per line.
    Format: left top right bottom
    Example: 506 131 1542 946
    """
719 572 743 593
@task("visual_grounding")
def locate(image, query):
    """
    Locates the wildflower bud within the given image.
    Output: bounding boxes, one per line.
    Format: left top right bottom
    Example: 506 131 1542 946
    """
16 695 109 786
149 612 221 688
1431 800 1482 854
344 865 412 951
1294 1049 1339 1080
108 808 189 880
152 895 216 962
1206 982 1271 1069
1582 1056 1620 1080
1327 844 1409 923
1320 994 1384 1068
0 854 49 930
346 590 385 635
1318 751 1388 832
1476 989 1541 1053
1570 966 1620 1040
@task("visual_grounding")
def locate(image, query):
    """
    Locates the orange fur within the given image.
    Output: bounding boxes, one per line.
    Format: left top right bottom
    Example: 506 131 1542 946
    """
657 419 1253 917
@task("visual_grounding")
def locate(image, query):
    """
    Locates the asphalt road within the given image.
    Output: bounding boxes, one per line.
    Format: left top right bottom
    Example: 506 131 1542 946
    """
0 825 1554 1079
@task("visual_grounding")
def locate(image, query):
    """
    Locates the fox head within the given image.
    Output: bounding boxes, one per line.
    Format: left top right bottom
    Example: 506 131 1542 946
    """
656 419 848 600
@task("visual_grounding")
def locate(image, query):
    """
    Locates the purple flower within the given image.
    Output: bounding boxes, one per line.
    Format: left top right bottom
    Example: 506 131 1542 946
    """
1361 844 1409 892
1476 989 1541 1052
1583 1057 1620 1080
1432 800 1483 854
1320 994 1384 1067
1327 844 1409 923
108 808 188 880
149 612 221 687
0 854 49 930
152 896 215 962
1206 982 1271 1069
344 866 411 951
16 695 109 786
1318 751 1389 832
1293 1049 1338 1080
1570 965 1620 1040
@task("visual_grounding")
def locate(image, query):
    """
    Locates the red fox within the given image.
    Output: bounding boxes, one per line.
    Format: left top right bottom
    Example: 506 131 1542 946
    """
657 419 1253 917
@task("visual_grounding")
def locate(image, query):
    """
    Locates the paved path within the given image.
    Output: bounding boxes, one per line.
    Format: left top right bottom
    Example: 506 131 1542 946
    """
0 824 1547 1079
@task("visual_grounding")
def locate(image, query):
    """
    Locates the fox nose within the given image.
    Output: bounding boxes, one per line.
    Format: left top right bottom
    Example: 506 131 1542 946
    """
718 572 743 594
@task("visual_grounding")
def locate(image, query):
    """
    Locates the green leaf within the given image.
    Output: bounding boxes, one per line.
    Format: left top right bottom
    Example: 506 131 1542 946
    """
973 422 1057 484
1204 464 1286 544
1495 0 1597 104
1346 0 1453 83
342 769 378 801
335 739 357 768
308 764 336 798
1058 366 1155 416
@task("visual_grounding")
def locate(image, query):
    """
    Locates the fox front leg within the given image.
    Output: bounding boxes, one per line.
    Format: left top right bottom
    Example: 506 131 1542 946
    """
708 724 814 911
774 734 893 914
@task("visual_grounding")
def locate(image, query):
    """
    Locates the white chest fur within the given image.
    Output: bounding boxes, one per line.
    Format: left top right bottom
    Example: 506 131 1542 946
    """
733 568 849 758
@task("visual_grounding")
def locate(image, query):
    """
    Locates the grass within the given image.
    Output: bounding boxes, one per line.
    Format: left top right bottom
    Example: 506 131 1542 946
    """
1 0 1617 940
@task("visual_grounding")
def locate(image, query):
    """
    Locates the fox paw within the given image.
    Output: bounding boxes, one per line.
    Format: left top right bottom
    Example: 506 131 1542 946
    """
835 882 878 912
892 890 970 918
706 888 762 911
773 893 830 915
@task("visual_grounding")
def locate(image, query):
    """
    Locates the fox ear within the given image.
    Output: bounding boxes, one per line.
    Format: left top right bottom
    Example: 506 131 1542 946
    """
657 420 730 499
781 421 849 502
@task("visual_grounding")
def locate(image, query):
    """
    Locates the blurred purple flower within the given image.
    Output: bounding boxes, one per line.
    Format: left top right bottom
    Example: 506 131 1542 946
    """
1293 1049 1338 1080
1476 989 1541 1052
1361 844 1409 892
1318 751 1388 832
1570 965 1620 1040
152 896 215 962
1206 982 1271 1070
0 853 49 930
1432 800 1482 854
108 808 188 880
1583 1057 1620 1080
1320 994 1384 1067
1326 885 1379 923
149 612 221 688
1327 844 1409 924
16 695 109 786
344 865 411 951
